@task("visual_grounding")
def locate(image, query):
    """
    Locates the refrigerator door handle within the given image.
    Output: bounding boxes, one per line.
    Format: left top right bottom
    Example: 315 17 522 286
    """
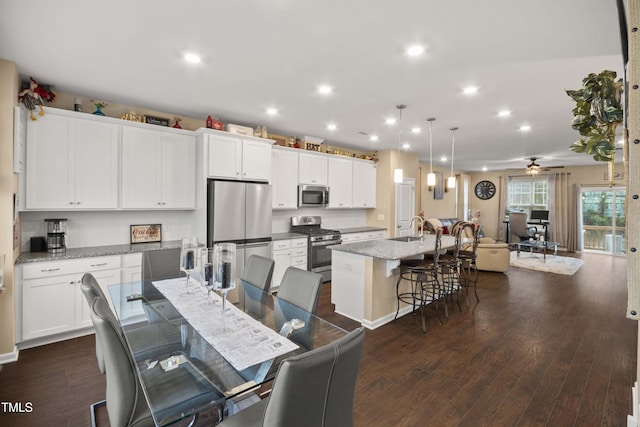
244 242 270 248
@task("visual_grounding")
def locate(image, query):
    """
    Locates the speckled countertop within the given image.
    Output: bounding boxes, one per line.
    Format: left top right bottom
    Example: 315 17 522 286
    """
336 226 387 234
272 232 307 241
16 240 182 264
329 235 456 260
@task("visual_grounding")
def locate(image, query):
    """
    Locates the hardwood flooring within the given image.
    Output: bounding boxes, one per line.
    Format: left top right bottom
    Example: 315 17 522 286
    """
0 252 634 426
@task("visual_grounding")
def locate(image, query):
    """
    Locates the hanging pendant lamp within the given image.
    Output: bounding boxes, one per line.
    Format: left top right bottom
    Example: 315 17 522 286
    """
393 104 406 183
447 127 458 189
426 118 436 187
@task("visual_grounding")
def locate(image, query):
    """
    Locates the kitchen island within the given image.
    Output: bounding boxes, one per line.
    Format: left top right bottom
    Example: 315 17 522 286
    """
329 235 455 329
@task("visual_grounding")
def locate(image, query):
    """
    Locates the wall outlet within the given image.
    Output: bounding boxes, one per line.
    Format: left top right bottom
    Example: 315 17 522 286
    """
377 214 385 221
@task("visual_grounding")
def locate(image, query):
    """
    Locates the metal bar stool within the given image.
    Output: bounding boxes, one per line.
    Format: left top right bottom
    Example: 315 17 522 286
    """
457 222 480 306
438 225 463 312
394 229 445 333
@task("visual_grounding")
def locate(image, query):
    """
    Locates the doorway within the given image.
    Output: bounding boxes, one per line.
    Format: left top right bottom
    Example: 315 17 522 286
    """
395 178 415 237
579 186 626 255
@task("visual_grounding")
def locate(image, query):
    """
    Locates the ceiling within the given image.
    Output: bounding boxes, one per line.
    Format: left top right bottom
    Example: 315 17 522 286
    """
0 0 626 172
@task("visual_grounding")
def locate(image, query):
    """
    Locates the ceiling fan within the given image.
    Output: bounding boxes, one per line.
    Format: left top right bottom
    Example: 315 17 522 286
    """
524 157 564 175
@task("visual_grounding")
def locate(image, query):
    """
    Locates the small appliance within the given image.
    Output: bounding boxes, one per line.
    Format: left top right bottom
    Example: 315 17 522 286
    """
298 185 330 207
45 218 67 254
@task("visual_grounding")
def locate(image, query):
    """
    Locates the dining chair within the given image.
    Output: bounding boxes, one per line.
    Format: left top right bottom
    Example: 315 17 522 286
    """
276 267 322 314
90 295 221 427
239 255 275 318
509 212 537 242
219 327 365 427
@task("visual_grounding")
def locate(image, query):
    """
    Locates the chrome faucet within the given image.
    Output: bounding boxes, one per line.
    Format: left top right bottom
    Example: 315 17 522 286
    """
409 216 424 238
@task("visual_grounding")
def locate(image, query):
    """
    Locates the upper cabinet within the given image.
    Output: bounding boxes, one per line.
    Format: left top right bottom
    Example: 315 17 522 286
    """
352 161 377 208
272 147 298 209
121 127 196 209
298 152 328 185
205 131 272 182
327 157 353 208
25 111 119 210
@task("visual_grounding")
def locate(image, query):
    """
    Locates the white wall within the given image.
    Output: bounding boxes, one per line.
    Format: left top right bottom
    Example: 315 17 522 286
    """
272 208 367 233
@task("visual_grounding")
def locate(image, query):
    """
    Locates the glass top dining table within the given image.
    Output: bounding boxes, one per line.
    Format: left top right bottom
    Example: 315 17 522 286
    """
107 276 347 426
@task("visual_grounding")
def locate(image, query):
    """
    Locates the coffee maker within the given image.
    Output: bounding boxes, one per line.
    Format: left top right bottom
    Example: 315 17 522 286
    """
45 218 67 254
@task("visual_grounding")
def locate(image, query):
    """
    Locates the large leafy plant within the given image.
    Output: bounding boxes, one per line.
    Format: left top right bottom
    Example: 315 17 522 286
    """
566 70 623 162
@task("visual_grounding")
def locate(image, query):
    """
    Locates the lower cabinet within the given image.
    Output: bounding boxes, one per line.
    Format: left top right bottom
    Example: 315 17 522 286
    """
271 238 308 291
20 255 124 342
340 230 387 243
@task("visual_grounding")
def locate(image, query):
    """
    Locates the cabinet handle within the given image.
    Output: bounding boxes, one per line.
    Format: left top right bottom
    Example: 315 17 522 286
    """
91 262 108 267
157 202 162 205
69 202 74 205
236 172 239 175
41 268 60 272
69 281 75 285
76 201 81 205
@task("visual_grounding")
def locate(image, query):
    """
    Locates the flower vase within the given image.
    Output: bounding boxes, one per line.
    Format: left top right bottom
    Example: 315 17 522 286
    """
93 105 105 116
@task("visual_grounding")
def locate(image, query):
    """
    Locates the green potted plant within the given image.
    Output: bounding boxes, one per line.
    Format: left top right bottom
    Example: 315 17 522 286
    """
566 70 623 162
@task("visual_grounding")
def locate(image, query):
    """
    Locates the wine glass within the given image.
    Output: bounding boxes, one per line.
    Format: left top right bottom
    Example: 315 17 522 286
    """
202 248 217 303
180 237 201 294
214 243 236 313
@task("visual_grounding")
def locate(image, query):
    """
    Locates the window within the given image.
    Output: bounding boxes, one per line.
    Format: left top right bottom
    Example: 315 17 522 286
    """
507 177 549 218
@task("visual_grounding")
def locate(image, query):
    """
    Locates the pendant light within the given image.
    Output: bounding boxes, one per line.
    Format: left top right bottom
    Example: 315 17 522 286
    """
393 104 406 183
447 127 458 189
426 118 436 187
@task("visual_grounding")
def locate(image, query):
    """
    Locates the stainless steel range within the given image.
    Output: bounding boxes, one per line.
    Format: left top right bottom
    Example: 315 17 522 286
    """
290 216 342 283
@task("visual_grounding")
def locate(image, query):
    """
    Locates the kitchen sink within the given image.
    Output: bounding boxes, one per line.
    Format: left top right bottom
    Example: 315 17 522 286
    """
388 236 423 242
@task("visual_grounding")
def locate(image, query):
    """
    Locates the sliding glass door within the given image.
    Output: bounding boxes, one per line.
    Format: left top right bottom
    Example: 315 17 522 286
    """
580 187 626 255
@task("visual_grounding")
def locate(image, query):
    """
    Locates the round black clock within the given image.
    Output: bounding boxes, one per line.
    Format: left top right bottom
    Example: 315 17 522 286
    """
475 180 496 200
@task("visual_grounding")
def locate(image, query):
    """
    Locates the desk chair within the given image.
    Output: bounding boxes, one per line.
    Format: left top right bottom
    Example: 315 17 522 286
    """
508 212 537 242
219 327 365 427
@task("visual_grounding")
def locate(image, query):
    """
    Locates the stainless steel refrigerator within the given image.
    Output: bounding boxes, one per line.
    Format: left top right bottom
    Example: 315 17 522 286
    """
207 180 273 279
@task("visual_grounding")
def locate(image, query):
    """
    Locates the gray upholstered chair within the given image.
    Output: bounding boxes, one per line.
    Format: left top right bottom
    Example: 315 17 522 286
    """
90 296 221 427
277 267 322 314
509 212 537 242
241 255 275 292
219 327 365 427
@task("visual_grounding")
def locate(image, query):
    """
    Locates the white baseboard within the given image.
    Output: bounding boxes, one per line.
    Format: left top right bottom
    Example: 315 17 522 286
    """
628 382 638 427
0 346 19 364
17 328 94 351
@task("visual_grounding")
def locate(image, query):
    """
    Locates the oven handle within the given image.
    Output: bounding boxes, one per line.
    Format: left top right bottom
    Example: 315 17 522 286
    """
311 239 342 247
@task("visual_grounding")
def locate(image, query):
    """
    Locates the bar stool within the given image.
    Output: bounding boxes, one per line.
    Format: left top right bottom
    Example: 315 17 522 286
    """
394 228 445 333
438 225 463 312
457 222 480 305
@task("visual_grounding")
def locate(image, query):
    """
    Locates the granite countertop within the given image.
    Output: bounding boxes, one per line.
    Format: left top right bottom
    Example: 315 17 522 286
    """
329 235 456 260
272 232 307 241
336 226 387 234
16 240 182 264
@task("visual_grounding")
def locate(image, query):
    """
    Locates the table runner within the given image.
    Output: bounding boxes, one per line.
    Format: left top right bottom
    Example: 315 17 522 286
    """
153 278 298 371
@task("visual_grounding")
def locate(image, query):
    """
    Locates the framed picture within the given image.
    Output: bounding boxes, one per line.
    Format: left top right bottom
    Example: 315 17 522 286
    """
130 224 162 244
433 171 444 200
145 115 170 127
604 170 624 180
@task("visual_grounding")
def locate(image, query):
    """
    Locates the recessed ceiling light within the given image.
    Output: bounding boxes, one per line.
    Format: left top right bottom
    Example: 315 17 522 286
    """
327 123 337 130
519 125 531 131
370 135 379 141
463 86 479 95
266 108 278 115
440 156 447 162
498 110 512 117
183 52 202 64
317 85 333 95
482 166 488 171
402 143 410 149
406 45 425 56
385 118 397 125
411 127 421 134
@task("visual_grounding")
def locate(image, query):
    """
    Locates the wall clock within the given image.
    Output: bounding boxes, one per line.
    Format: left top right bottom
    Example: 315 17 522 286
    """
474 180 496 200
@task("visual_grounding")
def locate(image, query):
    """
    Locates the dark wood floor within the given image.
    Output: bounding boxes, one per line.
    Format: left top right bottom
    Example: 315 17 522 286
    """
0 252 634 426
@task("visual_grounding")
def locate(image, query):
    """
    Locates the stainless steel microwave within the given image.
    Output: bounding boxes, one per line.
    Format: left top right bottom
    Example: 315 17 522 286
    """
298 185 329 207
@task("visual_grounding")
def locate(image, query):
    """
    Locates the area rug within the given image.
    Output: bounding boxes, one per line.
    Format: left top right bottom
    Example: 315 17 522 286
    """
509 251 584 275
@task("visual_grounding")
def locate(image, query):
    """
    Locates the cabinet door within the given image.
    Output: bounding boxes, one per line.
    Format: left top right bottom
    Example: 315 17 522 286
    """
272 249 292 290
352 161 377 208
272 149 298 209
242 140 271 181
25 114 75 209
77 269 120 329
162 132 196 208
328 157 353 208
298 153 328 185
22 274 76 340
74 119 119 209
122 127 162 208
208 135 242 179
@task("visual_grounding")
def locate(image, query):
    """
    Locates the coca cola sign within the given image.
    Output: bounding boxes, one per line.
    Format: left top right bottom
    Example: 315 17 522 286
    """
130 224 162 244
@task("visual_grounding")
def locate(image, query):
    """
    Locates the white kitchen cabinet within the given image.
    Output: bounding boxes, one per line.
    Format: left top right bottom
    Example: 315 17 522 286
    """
327 157 353 208
121 127 196 209
298 152 328 185
272 147 299 209
207 133 272 182
340 230 386 243
21 256 121 341
120 253 144 320
272 238 308 291
352 161 377 208
25 111 119 210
